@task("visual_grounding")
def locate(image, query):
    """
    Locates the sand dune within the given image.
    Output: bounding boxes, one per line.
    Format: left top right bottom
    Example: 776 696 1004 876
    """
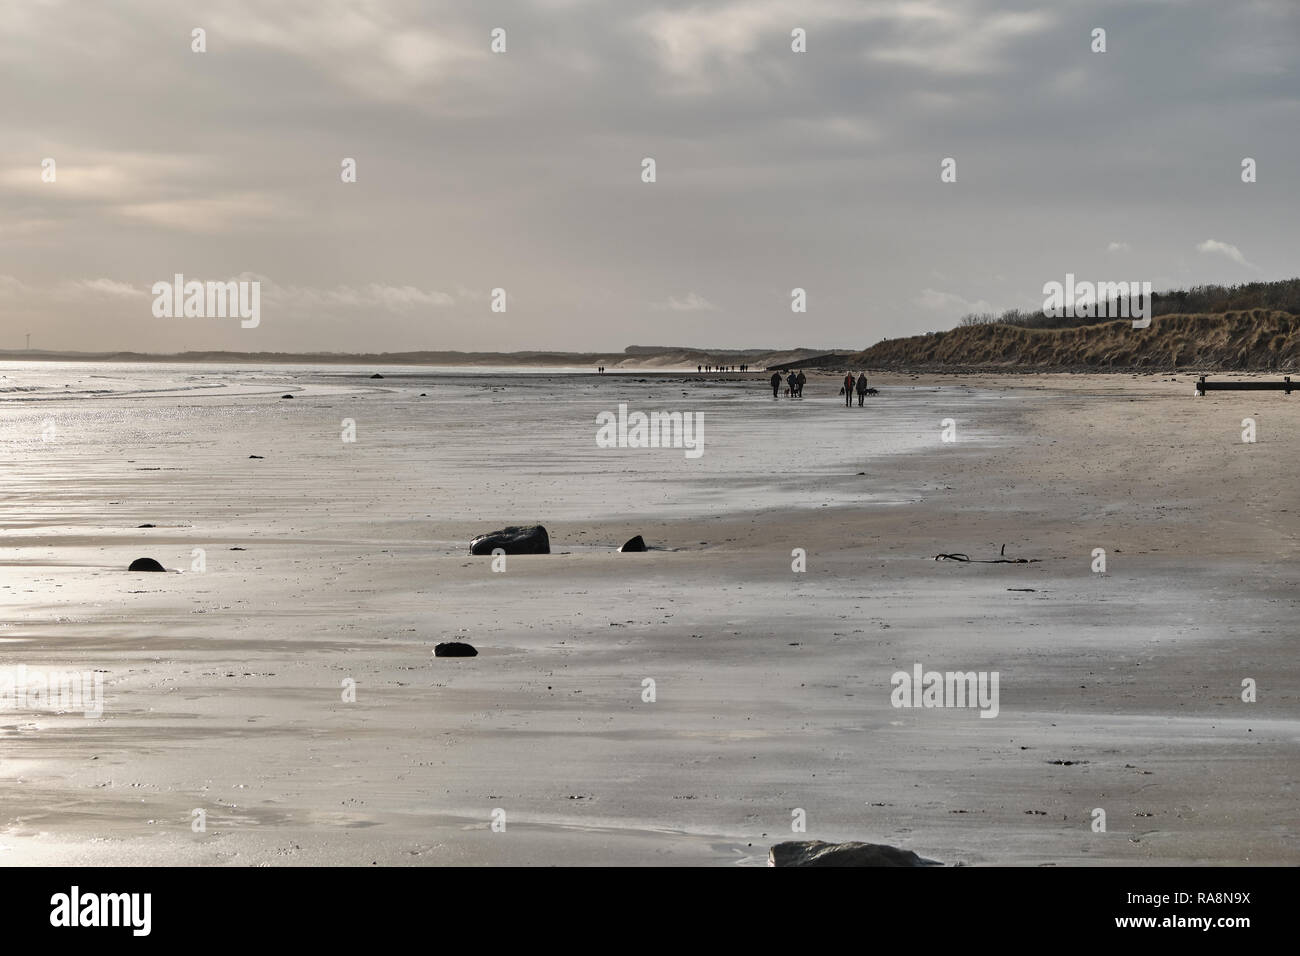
854 311 1300 372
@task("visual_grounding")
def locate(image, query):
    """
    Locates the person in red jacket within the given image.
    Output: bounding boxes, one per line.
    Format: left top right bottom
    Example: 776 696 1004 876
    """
843 372 855 406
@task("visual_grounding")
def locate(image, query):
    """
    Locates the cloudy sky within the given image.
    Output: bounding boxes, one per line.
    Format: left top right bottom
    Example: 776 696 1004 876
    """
1 0 1296 354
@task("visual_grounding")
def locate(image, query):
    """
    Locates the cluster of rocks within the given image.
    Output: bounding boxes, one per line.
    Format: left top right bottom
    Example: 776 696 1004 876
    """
129 524 654 661
468 525 649 555
454 525 651 661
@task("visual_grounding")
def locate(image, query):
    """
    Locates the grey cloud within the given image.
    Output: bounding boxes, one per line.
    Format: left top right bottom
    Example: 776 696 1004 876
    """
0 0 1294 353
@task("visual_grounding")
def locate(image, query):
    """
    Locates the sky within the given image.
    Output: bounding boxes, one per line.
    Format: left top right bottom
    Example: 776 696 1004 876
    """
1 0 1296 354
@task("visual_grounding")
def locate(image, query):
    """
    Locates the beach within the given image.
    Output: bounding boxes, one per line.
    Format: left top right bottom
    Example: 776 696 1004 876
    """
1 363 1295 866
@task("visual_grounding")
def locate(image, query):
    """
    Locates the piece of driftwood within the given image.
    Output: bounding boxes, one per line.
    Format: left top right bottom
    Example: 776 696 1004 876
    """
935 543 1040 564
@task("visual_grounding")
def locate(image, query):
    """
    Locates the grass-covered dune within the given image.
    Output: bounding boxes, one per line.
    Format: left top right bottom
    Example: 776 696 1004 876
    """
852 310 1300 372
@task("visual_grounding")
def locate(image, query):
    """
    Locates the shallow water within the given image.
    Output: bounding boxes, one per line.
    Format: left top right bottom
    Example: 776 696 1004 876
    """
0 361 1015 526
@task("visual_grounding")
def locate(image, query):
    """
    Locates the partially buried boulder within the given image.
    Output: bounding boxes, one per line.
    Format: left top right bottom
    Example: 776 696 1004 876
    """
370 373 384 379
469 525 549 555
435 642 477 658
768 841 941 867
128 557 166 572
618 535 647 552
281 394 294 399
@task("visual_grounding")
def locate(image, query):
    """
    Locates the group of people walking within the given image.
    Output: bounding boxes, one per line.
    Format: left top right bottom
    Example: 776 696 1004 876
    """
841 371 872 406
769 370 806 397
766 369 874 404
699 364 748 372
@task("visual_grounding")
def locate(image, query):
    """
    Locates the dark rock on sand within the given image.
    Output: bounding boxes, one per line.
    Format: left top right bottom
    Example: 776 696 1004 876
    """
768 841 941 867
469 525 550 555
137 523 155 528
249 455 264 459
128 557 166 572
281 394 294 399
435 642 478 657
619 535 648 552
370 373 384 379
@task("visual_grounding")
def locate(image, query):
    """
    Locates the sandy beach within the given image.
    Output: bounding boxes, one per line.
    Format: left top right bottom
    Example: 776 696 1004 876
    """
1 363 1295 866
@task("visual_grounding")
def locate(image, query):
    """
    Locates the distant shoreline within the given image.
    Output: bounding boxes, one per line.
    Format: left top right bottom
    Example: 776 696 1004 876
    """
9 305 1300 374
0 346 838 371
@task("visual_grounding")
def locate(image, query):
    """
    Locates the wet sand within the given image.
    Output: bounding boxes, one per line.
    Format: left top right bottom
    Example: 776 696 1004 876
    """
1 367 1295 865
